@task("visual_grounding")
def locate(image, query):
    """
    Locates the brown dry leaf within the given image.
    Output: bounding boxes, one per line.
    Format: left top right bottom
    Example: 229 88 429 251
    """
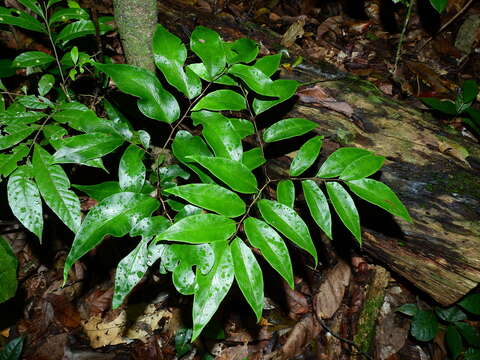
283 281 310 319
281 16 306 47
313 259 351 319
216 344 249 360
45 293 81 329
84 287 114 316
316 15 343 41
82 311 128 348
125 304 171 340
438 139 470 166
298 84 354 117
404 60 452 94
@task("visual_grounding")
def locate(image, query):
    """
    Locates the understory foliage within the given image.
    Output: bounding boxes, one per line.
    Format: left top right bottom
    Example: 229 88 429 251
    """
1 1 412 340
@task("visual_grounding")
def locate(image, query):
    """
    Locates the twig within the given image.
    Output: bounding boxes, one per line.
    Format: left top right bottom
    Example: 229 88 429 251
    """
393 0 414 75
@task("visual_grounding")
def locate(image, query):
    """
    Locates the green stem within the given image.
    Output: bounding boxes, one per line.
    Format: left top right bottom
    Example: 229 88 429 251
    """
393 0 414 75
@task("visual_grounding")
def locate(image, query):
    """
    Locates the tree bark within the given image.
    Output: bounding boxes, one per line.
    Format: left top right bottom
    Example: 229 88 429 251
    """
113 0 157 71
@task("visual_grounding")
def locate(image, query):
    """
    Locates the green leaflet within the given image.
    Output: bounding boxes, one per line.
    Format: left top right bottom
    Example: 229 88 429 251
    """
7 166 43 240
13 51 55 68
130 216 171 239
302 180 332 239
243 217 293 288
156 213 236 243
0 336 23 360
346 178 412 222
94 63 180 123
52 133 124 164
446 325 462 360
430 0 448 13
16 95 51 110
153 25 201 99
411 310 439 342
17 0 43 16
317 147 371 178
252 79 298 115
112 237 150 309
276 180 295 208
421 98 457 115
63 192 159 283
73 181 121 201
257 199 317 264
191 110 243 161
254 54 282 77
242 147 266 170
103 100 135 141
118 145 146 192
192 90 246 111
0 144 29 178
38 74 55 96
459 294 480 315
339 154 385 180
187 155 257 194
290 136 323 176
187 63 238 86
157 243 214 295
455 322 480 346
231 238 264 321
0 236 18 304
225 38 259 64
0 111 45 126
164 184 246 217
190 26 226 80
0 7 45 32
55 17 113 45
0 125 37 151
33 145 81 233
460 79 478 104
192 241 233 340
325 182 361 244
263 118 317 143
48 7 89 25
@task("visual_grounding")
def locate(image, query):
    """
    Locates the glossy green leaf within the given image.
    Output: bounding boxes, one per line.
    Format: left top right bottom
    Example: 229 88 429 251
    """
231 238 264 321
446 325 463 360
164 184 246 217
254 54 282 77
38 74 55 96
191 110 243 160
243 217 293 287
63 192 159 282
326 182 361 244
0 7 45 32
0 336 23 360
156 213 235 243
421 98 457 115
0 59 16 78
435 306 467 323
459 294 480 315
158 243 214 295
174 204 203 222
53 133 124 164
73 181 121 201
190 26 226 80
175 328 192 357
172 131 214 184
290 136 323 176
346 178 412 222
192 89 246 111
48 7 89 25
0 237 18 304
263 118 317 143
130 216 170 239
317 147 371 178
119 145 146 192
430 0 448 12
252 80 298 115
17 0 42 15
0 111 45 125
187 155 257 194
461 79 478 104
257 199 317 264
192 241 233 340
229 118 254 138
225 38 259 64
153 25 201 99
187 63 237 86
16 95 50 110
411 310 439 342
94 63 180 123
13 51 55 68
103 100 135 141
112 237 149 309
455 322 480 346
339 154 385 180
302 180 332 239
55 17 113 45
7 166 43 240
276 180 295 208
229 64 274 95
33 145 81 233
0 144 29 178
396 303 419 316
242 147 266 170
0 125 37 150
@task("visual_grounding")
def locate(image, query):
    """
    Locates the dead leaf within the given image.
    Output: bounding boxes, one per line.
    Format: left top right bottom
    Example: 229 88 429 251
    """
281 16 306 47
438 139 470 166
283 281 310 319
297 85 354 117
82 311 127 348
313 259 351 319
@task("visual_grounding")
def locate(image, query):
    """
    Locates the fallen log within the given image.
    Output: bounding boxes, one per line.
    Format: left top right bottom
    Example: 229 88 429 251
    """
157 0 480 305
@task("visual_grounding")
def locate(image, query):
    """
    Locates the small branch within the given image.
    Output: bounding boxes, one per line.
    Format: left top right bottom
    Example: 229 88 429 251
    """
393 0 415 75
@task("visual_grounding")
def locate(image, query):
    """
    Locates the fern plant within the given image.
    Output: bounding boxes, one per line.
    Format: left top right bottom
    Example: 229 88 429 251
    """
1 3 412 341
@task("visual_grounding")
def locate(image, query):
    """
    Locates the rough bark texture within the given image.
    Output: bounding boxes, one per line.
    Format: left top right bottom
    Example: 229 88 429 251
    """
156 0 480 305
113 0 157 71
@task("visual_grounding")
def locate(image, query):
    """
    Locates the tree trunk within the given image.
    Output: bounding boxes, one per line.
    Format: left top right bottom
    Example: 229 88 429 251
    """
157 0 480 305
112 0 157 71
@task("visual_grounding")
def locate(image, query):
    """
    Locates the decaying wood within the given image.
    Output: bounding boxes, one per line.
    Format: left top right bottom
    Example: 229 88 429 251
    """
157 0 480 305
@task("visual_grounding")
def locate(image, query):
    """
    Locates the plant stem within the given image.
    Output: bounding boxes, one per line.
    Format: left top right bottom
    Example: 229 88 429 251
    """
393 0 414 75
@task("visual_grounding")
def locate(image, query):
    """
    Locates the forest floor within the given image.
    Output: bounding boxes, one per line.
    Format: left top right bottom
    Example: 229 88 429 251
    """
0 0 479 359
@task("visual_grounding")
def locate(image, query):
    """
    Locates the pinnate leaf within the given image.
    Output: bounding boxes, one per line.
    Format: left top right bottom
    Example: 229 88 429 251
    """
63 192 159 282
73 181 121 201
192 90 246 111
339 154 385 180
263 118 317 143
411 310 439 341
242 147 265 170
119 145 146 192
317 147 371 178
190 26 226 80
302 180 332 239
290 136 323 176
0 7 45 32
276 180 295 208
231 238 264 321
257 199 317 264
326 182 361 244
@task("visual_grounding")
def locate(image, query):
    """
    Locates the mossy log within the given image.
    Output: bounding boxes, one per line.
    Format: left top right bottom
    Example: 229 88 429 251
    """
157 1 480 305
